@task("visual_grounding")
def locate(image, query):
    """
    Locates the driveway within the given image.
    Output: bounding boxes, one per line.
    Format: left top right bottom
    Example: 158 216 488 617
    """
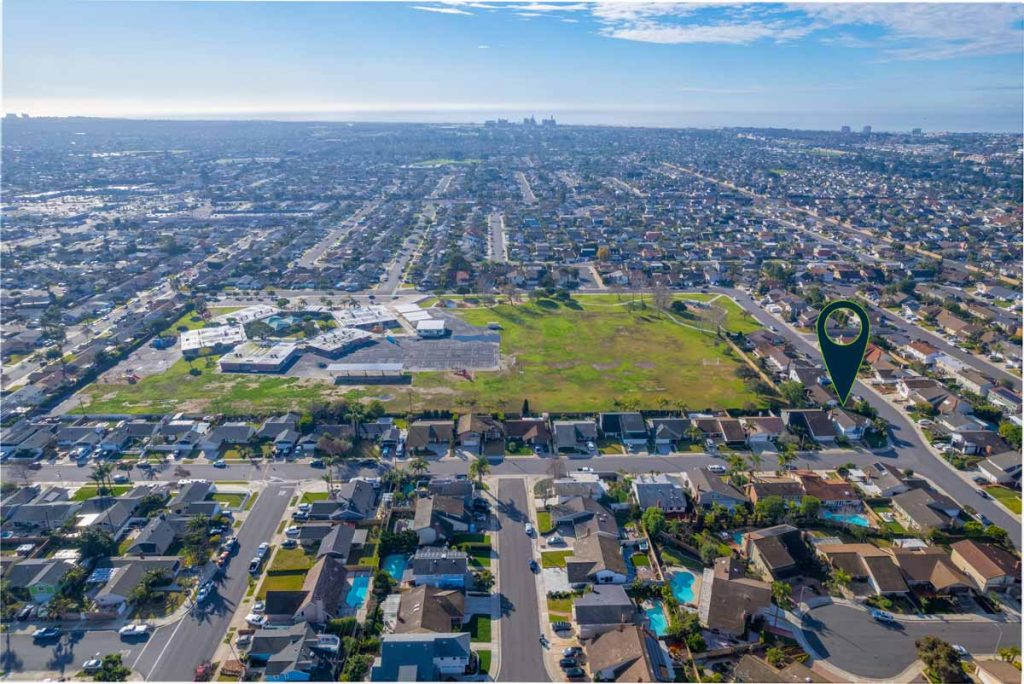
494 479 549 682
801 602 1020 679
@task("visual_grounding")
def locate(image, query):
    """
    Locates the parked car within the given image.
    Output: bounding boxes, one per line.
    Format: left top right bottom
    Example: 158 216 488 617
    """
83 656 103 673
252 600 265 614
559 658 578 669
952 644 970 659
562 647 582 658
547 535 565 546
565 667 586 679
529 559 539 573
282 538 297 548
256 542 270 558
978 490 991 499
245 613 268 627
870 609 897 624
285 526 300 537
33 627 60 640
221 536 238 551
16 605 34 621
706 464 726 474
575 467 594 473
119 624 149 637
112 474 130 484
310 459 325 468
249 558 262 574
213 460 227 469
524 523 535 536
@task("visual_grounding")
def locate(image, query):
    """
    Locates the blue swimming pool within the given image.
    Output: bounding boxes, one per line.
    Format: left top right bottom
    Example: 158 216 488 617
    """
382 554 409 581
645 601 668 637
670 571 696 604
345 575 371 608
732 532 745 546
823 511 871 527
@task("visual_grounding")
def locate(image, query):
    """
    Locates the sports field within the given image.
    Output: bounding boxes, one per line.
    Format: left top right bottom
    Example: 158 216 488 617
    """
408 293 762 413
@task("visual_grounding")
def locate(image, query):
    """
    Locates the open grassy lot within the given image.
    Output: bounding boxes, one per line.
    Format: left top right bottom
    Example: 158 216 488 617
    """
79 357 360 415
412 295 760 413
987 486 1021 514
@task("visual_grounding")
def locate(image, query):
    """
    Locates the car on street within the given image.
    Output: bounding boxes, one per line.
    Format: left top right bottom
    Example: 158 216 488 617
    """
216 551 231 566
112 474 130 484
952 644 970 658
524 523 535 536
870 609 897 624
978 490 991 499
706 464 726 474
310 459 325 468
118 624 149 637
222 536 238 551
83 656 103 673
256 542 270 558
16 605 35 620
249 557 262 574
33 627 60 640
213 460 227 469
575 466 594 473
529 559 539 573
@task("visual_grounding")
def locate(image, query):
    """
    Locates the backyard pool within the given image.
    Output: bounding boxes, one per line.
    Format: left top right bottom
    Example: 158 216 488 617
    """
345 574 371 608
645 601 668 637
732 532 745 546
382 554 409 581
823 511 871 527
670 570 696 604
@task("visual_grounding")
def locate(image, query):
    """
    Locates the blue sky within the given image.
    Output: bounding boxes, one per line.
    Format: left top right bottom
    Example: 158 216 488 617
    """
4 1 1023 131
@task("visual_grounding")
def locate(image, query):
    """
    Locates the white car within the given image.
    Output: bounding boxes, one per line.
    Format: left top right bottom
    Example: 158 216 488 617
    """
524 523 535 536
245 613 268 627
284 526 300 537
706 464 727 474
252 600 266 614
83 657 103 673
256 542 270 558
575 467 594 473
118 624 149 637
952 644 970 658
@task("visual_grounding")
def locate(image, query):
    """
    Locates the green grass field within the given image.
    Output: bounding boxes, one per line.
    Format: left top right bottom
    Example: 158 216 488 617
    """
411 295 760 412
71 485 132 501
257 571 306 598
987 486 1021 514
210 493 246 509
541 550 573 568
79 356 359 415
300 492 329 504
467 615 491 643
270 546 315 573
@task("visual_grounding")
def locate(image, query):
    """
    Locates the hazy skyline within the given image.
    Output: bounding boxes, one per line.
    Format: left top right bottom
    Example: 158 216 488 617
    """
4 1 1023 132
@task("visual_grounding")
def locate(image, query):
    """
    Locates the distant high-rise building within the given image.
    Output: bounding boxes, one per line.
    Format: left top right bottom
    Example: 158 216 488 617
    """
523 116 537 126
862 125 872 134
840 125 851 134
912 128 923 135
541 116 556 127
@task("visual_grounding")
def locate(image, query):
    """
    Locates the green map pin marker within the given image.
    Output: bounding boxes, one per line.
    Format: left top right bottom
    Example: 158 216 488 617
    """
816 300 870 407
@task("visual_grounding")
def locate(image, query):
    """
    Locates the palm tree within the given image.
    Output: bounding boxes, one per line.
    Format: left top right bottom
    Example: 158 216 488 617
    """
746 451 763 481
409 457 429 477
686 424 703 444
468 456 490 487
322 455 337 493
832 568 852 591
771 580 793 627
46 596 76 620
776 449 795 475
725 454 746 486
90 463 113 497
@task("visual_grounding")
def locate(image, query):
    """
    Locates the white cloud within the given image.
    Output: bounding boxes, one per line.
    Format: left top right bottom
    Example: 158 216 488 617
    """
411 5 473 16
477 44 490 49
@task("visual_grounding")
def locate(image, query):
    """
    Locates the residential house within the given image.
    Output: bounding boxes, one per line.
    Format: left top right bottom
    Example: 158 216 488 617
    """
952 430 1011 457
631 474 688 514
198 423 254 459
889 546 972 595
891 488 961 533
505 418 552 451
247 623 322 682
979 451 1022 485
168 481 215 516
746 525 810 580
3 501 80 536
370 633 472 681
696 557 771 636
599 413 648 447
92 557 181 612
566 532 627 587
294 556 347 624
781 409 837 443
406 420 454 456
317 524 365 562
647 418 690 452
681 469 747 511
851 462 910 498
949 540 1020 593
410 547 469 589
746 478 804 507
814 544 909 596
742 416 784 447
456 414 506 457
732 654 827 684
574 585 637 638
903 340 941 365
829 409 869 440
975 660 1023 684
308 480 376 521
127 515 183 556
412 495 470 546
393 585 465 634
987 387 1022 414
553 420 598 456
551 473 607 501
5 559 75 604
796 472 861 510
584 625 665 682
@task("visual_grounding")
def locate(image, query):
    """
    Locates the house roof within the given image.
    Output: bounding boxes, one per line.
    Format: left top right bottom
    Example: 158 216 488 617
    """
406 421 454 449
371 633 472 682
411 547 468 576
698 557 771 634
585 625 657 682
317 524 357 560
566 532 626 582
975 660 1023 684
748 525 808 573
632 474 687 511
394 585 465 634
505 418 551 443
573 585 634 626
685 469 747 502
892 488 958 531
950 540 1019 580
890 547 971 591
553 421 598 448
300 556 346 619
264 590 310 616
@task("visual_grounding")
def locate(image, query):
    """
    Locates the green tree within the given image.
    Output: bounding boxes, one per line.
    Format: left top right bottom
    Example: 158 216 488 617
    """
754 496 787 524
94 654 132 682
998 421 1022 449
799 495 821 519
766 647 787 668
998 646 1021 664
641 507 667 536
409 457 429 476
474 569 495 591
779 381 806 407
915 636 968 683
468 456 490 486
77 527 117 559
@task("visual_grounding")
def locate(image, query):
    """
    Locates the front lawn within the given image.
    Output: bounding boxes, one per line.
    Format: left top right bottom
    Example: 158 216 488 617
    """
210 493 246 509
270 546 315 573
71 485 132 501
631 553 651 567
300 492 329 504
547 596 573 614
541 551 573 568
257 571 306 599
987 486 1022 514
536 512 554 534
456 543 492 568
477 650 492 675
467 615 492 643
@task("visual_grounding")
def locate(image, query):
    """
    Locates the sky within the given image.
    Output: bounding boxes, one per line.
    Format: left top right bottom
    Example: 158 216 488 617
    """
3 1 1023 132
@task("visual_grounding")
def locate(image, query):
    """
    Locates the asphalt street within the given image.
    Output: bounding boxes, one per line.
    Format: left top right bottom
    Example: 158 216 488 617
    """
801 602 1019 679
494 479 550 683
715 286 1022 548
135 482 294 681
